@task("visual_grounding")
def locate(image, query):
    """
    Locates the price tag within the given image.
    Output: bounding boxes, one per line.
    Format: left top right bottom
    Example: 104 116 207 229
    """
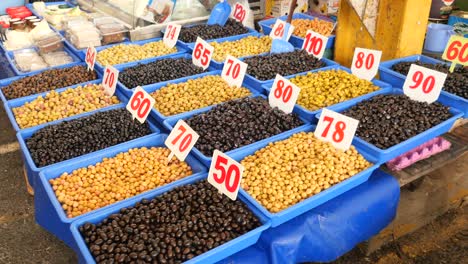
192 37 214 69
442 35 468 72
163 23 181 48
101 66 119 96
268 74 300 114
165 120 199 162
231 3 248 25
85 46 97 71
207 150 244 201
402 64 447 104
350 47 382 81
221 55 248 87
270 19 294 41
302 30 328 59
126 86 155 124
315 108 359 151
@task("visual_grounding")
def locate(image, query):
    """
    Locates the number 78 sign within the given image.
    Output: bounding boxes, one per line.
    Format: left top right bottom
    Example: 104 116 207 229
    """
315 108 359 151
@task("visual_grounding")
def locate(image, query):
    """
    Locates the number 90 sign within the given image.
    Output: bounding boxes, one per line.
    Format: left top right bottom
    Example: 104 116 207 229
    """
126 86 155 124
208 150 244 201
402 64 447 104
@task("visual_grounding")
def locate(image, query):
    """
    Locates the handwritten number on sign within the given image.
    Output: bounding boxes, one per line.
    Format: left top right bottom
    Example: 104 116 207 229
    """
321 116 346 143
409 71 435 94
445 40 468 63
233 3 246 23
274 80 293 103
304 34 323 55
130 91 151 119
171 125 193 152
225 59 241 79
213 155 241 193
354 52 374 70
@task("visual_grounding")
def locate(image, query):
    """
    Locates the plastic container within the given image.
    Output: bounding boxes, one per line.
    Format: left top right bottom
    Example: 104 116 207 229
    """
242 50 339 93
34 133 207 247
379 54 468 117
259 13 336 50
69 29 101 49
186 32 267 70
35 31 64 53
17 104 160 190
173 23 258 49
145 70 260 124
315 88 464 163
163 94 311 167
69 173 269 264
261 65 393 122
92 37 188 74
223 125 379 227
98 23 128 45
0 62 96 104
424 23 454 53
9 48 47 73
5 47 81 75
115 53 214 98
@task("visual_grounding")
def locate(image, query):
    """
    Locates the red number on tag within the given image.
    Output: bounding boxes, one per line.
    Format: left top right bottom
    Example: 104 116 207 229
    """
354 52 374 70
446 40 468 63
233 3 246 23
273 80 293 103
304 33 323 56
409 70 435 94
225 59 241 79
213 155 241 193
130 91 152 119
194 42 211 66
171 125 193 152
274 23 284 37
104 68 115 88
321 116 346 143
85 47 96 70
167 25 176 39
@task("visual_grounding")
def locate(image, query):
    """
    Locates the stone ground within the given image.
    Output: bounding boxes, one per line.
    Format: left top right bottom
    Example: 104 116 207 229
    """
0 103 466 264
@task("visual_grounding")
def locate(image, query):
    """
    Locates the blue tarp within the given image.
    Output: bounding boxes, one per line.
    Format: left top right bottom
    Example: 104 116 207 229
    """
220 170 400 264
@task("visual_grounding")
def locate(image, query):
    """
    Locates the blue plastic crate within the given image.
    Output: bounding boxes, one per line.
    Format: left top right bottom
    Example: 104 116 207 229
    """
242 52 339 93
379 54 467 117
115 53 215 98
216 125 379 227
315 88 464 163
186 33 269 70
163 94 311 167
4 78 129 132
69 173 270 264
261 65 393 122
5 46 82 76
170 23 258 49
258 13 336 50
90 38 188 74
35 133 207 247
146 70 261 124
17 104 161 190
0 62 100 104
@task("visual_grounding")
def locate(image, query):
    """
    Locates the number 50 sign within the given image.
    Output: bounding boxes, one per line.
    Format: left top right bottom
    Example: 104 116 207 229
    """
208 150 244 200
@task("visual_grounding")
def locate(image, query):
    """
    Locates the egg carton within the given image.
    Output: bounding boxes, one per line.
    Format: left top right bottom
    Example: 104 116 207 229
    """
386 137 451 171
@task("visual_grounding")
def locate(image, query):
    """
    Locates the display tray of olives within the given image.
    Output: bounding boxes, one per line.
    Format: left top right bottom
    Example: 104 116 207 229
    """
34 133 207 247
70 174 270 264
261 65 392 122
115 53 210 98
315 88 463 163
378 54 468 117
89 37 188 74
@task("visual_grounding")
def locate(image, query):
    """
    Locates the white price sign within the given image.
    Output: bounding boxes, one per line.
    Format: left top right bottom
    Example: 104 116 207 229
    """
165 120 199 162
192 37 214 70
163 23 181 48
270 19 294 41
85 46 97 71
101 66 119 96
221 55 248 87
126 86 155 124
315 108 359 151
350 47 382 81
231 3 248 25
268 74 300 114
302 30 328 60
402 64 447 103
208 150 244 201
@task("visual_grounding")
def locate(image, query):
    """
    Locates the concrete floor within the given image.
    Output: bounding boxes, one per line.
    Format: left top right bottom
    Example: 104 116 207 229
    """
0 102 466 264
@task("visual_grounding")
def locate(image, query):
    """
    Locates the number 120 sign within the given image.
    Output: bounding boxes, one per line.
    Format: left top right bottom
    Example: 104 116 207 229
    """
402 64 447 104
315 109 359 151
208 150 244 200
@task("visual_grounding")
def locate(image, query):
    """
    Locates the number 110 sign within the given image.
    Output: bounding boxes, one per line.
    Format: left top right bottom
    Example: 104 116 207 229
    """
208 150 244 200
315 109 359 151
